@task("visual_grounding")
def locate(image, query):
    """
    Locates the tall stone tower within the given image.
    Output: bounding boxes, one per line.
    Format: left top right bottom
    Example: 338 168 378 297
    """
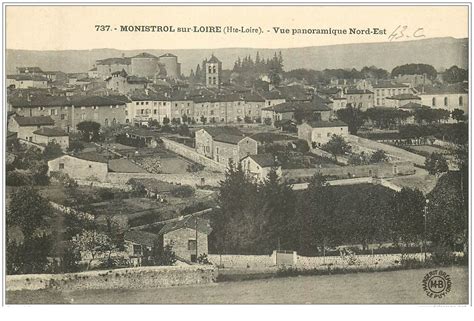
205 54 222 88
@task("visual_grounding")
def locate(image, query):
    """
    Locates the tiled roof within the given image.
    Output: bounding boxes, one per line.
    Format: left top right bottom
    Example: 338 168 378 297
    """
158 216 213 236
261 101 331 113
250 132 296 143
127 76 149 84
33 127 68 137
132 52 158 59
245 153 277 168
415 83 468 95
73 152 109 164
13 115 54 126
213 133 246 145
9 95 130 108
207 55 221 63
386 93 421 100
399 102 431 109
124 230 158 247
242 92 265 102
7 74 48 81
304 120 348 128
345 89 374 95
201 126 244 138
159 53 177 58
372 81 409 88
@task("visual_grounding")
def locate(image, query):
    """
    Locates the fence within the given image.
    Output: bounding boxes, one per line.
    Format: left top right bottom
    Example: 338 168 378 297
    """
105 172 224 187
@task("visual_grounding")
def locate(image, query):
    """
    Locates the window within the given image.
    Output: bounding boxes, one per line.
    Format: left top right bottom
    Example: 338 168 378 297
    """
60 114 65 120
432 97 436 107
133 245 142 255
444 97 448 107
459 96 463 106
59 163 64 170
188 240 197 251
89 165 92 168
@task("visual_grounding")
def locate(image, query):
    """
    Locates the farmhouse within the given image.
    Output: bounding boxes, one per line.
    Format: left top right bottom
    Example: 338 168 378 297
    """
33 127 70 150
8 115 55 142
48 153 109 181
158 216 212 263
298 120 349 147
241 153 282 182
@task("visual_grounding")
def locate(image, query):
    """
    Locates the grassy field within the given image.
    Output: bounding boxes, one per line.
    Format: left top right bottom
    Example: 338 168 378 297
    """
7 266 468 304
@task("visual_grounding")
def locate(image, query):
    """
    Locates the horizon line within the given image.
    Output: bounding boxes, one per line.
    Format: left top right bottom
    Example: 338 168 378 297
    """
5 36 467 52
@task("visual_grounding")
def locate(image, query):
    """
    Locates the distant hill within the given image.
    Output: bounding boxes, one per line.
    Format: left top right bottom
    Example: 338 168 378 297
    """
6 37 468 75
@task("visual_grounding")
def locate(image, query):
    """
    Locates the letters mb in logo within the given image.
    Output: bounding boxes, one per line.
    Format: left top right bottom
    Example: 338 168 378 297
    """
422 270 452 298
428 276 446 293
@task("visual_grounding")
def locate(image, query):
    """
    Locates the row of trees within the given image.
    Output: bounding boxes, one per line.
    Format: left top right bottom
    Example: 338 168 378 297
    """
210 160 468 256
336 105 465 134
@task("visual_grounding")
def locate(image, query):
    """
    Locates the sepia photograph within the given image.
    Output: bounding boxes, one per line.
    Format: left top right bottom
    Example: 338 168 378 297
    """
1 2 471 308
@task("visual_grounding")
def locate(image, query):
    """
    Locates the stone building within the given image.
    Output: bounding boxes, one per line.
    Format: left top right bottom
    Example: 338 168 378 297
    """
131 52 160 78
205 55 222 88
158 216 212 263
96 57 131 79
241 153 282 182
47 153 109 181
195 126 244 159
33 127 70 150
298 120 349 147
8 115 55 142
158 53 181 79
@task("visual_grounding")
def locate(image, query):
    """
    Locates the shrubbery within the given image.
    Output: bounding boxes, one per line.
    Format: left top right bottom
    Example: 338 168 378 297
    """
171 185 195 198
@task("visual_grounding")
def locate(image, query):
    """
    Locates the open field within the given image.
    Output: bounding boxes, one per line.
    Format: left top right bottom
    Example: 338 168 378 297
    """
6 266 468 304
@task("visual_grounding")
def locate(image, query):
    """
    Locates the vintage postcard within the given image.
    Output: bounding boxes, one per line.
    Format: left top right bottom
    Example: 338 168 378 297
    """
1 2 471 307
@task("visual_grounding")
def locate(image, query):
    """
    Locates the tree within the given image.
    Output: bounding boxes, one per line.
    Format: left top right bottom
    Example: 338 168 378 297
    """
390 188 426 248
443 65 468 83
370 149 388 163
427 172 468 252
77 121 101 142
7 186 52 238
391 63 438 80
451 108 465 122
43 142 63 160
425 152 449 176
200 115 207 125
67 140 85 153
182 114 189 124
72 230 112 270
321 135 352 161
336 105 365 134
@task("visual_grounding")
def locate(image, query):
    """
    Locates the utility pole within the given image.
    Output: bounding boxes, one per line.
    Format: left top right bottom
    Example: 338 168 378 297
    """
424 199 429 262
195 215 198 262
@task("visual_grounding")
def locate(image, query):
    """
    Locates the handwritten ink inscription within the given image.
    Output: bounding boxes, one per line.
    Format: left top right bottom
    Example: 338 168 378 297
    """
388 25 425 41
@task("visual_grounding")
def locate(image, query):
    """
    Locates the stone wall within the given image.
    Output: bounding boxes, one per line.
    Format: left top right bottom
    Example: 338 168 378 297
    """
105 171 224 187
6 265 216 291
347 134 426 166
208 254 275 268
162 137 226 172
283 161 415 181
207 252 428 270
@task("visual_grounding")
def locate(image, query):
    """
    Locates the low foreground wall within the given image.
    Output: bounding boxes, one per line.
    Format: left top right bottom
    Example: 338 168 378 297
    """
6 265 217 292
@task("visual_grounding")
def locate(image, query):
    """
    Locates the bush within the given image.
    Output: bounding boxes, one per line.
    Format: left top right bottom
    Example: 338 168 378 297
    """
187 163 205 173
98 188 115 200
171 185 195 198
6 170 32 186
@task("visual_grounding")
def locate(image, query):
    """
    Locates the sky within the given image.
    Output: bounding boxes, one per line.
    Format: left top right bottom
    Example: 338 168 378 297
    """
5 5 469 51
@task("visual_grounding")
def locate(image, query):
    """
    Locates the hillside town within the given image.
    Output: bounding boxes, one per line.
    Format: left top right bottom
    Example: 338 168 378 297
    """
5 50 468 294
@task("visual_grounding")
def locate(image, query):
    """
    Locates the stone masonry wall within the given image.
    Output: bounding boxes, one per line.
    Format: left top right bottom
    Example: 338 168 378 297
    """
162 137 227 172
6 265 217 292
